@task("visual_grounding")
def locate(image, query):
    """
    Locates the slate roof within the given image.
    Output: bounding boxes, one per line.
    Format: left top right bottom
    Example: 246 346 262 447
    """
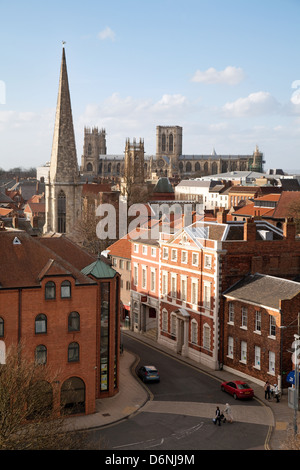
223 273 300 310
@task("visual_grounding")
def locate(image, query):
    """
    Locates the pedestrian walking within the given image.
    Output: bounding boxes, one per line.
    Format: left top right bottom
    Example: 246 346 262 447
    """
214 406 222 426
224 403 233 423
264 381 271 400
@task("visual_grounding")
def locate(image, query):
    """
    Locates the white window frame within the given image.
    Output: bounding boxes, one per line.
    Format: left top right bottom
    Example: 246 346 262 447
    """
191 278 198 309
171 249 178 262
163 247 169 260
133 263 138 286
191 320 198 344
181 250 188 264
142 245 147 255
255 310 261 333
269 315 276 338
192 252 199 266
134 244 139 253
254 345 261 369
181 275 187 302
203 324 211 350
150 268 156 292
151 247 156 257
203 281 211 309
241 341 247 363
171 313 177 337
269 351 275 375
204 254 212 269
228 302 234 324
162 271 168 296
171 274 177 298
142 265 147 290
162 309 168 332
241 307 248 329
228 336 234 358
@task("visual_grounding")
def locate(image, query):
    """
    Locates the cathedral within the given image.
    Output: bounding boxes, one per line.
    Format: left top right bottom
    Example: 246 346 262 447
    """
80 124 264 180
44 46 264 236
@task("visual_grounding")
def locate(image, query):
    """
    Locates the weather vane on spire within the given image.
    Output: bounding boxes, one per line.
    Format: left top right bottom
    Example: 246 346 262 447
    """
62 40 66 47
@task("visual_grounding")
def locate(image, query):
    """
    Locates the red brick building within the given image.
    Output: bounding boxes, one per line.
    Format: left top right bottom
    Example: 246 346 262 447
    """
128 212 300 386
223 273 300 390
0 230 120 415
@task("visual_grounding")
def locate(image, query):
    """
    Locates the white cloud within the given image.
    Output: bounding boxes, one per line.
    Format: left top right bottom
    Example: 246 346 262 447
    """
191 66 245 85
98 27 116 41
222 91 280 117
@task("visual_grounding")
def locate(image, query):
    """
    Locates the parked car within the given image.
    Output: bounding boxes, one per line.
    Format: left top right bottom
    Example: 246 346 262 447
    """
137 365 160 383
221 380 254 399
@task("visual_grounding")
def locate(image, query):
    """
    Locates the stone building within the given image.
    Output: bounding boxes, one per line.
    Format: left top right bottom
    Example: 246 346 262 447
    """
44 46 82 235
80 123 264 181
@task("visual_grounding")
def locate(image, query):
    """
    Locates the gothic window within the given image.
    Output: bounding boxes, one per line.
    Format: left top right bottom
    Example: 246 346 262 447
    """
169 133 173 152
116 163 120 174
87 162 93 172
162 134 166 152
212 162 218 174
179 162 183 172
186 162 192 172
195 162 200 172
108 163 111 173
0 317 4 337
88 143 92 155
57 190 66 233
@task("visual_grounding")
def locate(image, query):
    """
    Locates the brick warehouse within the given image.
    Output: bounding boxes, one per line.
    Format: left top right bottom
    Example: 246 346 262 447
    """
127 213 300 387
0 230 120 415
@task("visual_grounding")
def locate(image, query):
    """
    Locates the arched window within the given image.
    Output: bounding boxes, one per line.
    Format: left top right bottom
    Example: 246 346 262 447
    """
61 280 71 298
169 133 173 152
45 281 55 300
57 190 66 233
0 318 4 337
68 342 79 362
186 162 192 173
179 162 183 172
87 143 92 155
162 133 166 152
68 312 80 332
87 162 93 172
35 314 47 334
61 377 85 415
35 345 47 364
195 162 200 172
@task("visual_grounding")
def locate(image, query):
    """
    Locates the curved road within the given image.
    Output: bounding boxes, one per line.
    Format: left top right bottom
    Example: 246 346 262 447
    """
93 334 273 450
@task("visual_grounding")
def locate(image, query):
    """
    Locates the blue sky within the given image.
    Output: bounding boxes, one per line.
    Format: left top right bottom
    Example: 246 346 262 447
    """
0 0 300 171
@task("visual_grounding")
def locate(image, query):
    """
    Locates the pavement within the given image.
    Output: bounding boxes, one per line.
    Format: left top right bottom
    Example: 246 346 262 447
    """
66 329 300 451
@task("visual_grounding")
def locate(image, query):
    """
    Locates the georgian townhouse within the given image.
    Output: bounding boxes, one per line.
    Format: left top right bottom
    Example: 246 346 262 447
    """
0 230 120 416
223 274 300 389
130 237 160 336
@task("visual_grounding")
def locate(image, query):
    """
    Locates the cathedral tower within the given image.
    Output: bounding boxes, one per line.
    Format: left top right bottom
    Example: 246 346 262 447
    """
44 46 82 234
80 126 107 175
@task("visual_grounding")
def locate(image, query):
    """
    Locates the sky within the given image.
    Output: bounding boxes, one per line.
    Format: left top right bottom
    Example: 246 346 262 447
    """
0 0 300 172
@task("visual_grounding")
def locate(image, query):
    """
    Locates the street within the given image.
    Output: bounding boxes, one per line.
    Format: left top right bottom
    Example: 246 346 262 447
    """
89 333 270 450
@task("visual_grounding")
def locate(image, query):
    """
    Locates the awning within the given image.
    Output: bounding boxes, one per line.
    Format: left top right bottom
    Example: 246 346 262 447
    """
286 370 300 385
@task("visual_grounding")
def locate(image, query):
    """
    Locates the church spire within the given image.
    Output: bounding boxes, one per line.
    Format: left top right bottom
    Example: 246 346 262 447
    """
49 45 78 183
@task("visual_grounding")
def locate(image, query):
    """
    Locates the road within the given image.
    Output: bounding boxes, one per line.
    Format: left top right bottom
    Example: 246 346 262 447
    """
90 333 270 450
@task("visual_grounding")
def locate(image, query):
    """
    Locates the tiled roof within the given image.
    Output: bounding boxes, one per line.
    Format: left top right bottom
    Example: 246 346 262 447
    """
272 191 300 219
224 273 300 310
107 235 132 259
0 231 96 288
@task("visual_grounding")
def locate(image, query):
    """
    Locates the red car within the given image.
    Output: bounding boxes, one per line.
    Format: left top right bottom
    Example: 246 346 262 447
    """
221 380 254 399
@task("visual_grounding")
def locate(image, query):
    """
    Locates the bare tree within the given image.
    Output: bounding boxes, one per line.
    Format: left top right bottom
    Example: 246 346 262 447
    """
0 344 87 450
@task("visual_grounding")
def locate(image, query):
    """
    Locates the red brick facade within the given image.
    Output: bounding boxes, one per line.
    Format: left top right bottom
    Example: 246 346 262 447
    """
0 231 120 415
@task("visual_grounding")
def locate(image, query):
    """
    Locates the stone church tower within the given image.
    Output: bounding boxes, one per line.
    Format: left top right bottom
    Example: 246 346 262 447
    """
121 138 145 196
44 46 82 234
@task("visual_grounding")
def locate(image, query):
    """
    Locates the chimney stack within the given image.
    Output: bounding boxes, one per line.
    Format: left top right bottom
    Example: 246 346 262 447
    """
244 218 256 242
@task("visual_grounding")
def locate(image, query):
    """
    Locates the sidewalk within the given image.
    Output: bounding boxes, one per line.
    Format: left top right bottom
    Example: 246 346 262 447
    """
67 329 300 450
